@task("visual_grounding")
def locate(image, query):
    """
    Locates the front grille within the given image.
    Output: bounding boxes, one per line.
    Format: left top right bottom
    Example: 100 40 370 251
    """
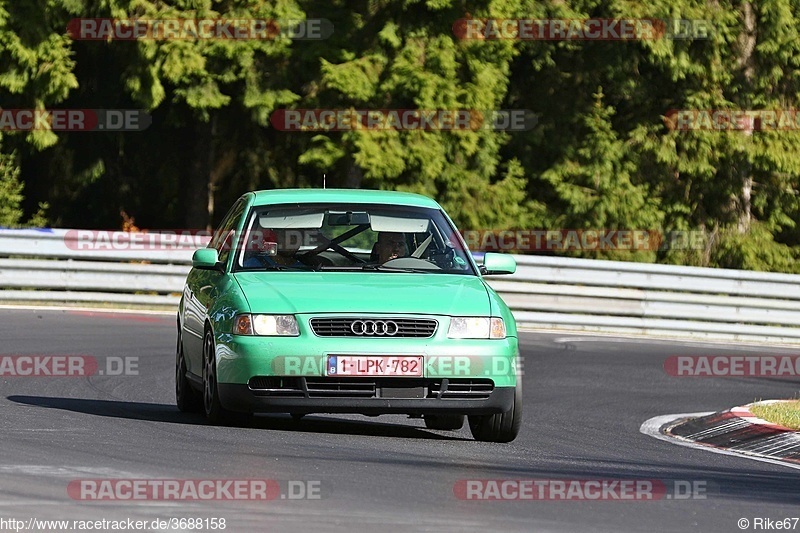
310 317 438 338
305 378 376 398
248 377 304 397
304 378 429 398
436 379 494 399
247 376 494 400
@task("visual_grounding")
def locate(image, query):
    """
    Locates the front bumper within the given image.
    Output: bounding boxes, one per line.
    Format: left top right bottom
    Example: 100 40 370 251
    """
218 381 515 415
215 319 519 383
213 314 519 414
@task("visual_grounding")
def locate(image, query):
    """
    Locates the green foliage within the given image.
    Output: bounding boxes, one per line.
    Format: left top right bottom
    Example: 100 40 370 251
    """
0 151 24 226
713 222 800 273
541 91 663 261
0 150 47 227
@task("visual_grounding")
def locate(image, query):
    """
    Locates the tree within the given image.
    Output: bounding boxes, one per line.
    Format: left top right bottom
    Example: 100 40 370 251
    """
0 0 75 226
540 90 663 261
290 0 541 229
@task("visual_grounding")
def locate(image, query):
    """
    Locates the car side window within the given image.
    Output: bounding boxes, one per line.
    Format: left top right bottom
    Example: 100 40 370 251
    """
211 198 247 265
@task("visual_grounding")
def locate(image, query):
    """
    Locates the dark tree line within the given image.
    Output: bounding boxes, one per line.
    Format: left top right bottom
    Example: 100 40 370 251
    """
2 0 800 271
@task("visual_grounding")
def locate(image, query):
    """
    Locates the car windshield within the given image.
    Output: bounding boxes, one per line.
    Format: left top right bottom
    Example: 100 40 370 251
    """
232 203 476 275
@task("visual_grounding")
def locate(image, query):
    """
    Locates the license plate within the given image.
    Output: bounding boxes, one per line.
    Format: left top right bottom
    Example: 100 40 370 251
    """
326 355 423 377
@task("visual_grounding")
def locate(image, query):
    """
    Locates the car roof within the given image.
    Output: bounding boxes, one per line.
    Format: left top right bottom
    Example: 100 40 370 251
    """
250 188 441 209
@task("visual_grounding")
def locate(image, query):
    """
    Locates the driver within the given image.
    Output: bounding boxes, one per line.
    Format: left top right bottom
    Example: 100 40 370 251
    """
374 232 409 263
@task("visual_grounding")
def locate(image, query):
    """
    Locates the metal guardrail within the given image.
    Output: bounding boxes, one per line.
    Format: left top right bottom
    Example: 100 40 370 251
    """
0 228 198 308
493 255 800 343
0 228 206 263
4 228 800 343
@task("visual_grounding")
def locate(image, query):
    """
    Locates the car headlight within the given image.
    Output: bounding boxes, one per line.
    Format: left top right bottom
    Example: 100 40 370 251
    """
447 317 506 339
233 314 299 336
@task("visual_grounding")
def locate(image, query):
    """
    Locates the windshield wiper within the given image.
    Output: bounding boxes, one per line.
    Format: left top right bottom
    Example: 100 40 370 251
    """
313 264 441 273
239 265 313 272
313 264 429 273
366 265 437 273
275 265 315 271
316 265 368 271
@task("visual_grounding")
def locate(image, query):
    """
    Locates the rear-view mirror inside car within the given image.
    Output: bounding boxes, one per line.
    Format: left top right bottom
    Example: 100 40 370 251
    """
326 211 371 226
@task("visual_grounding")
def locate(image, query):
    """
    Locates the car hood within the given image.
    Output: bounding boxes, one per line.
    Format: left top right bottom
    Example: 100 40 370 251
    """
233 272 490 316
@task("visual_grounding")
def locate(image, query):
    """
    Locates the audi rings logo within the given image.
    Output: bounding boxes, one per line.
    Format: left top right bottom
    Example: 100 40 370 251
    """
350 320 399 336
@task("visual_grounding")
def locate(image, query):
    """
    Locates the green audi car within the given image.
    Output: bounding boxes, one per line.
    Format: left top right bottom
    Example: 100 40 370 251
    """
176 189 521 442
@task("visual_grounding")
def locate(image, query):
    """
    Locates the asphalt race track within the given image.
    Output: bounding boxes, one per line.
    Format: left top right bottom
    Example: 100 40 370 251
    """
1 308 798 532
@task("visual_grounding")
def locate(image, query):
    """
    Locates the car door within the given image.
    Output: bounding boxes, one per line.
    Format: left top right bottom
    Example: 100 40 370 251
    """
182 197 248 376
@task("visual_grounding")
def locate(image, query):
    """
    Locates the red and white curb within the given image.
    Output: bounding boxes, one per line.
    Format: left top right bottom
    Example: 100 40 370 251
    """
640 401 800 471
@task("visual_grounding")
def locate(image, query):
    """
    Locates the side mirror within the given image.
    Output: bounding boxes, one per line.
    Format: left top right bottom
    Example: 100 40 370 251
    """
192 248 222 270
482 252 516 275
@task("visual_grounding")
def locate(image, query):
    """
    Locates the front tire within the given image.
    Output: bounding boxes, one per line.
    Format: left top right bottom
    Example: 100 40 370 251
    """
176 329 202 412
468 385 522 443
202 329 239 425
